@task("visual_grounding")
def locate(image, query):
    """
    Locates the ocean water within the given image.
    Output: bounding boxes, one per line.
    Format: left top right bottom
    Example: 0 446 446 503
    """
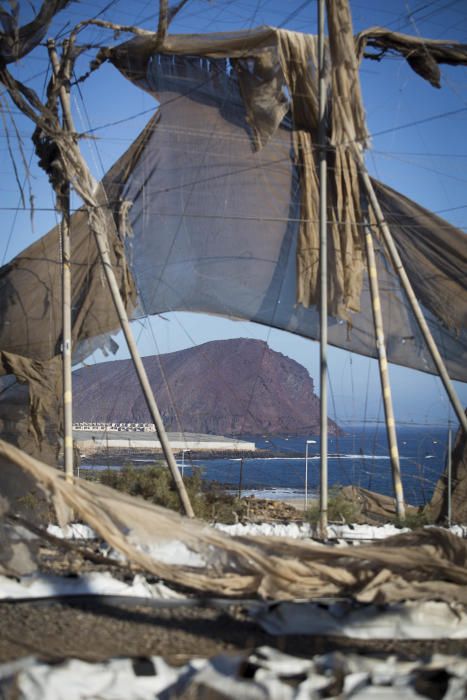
180 426 449 505
85 425 452 506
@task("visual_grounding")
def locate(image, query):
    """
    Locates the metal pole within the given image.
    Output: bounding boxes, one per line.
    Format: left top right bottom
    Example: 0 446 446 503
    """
305 441 309 510
447 428 452 527
358 168 467 435
50 40 194 518
48 40 73 484
364 222 405 520
318 0 328 536
238 456 244 500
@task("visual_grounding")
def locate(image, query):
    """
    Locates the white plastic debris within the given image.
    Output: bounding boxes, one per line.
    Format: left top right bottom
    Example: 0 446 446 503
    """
129 539 206 568
47 523 97 540
251 600 467 640
215 521 467 541
0 572 184 601
48 521 467 544
326 523 410 539
16 657 179 700
215 522 312 538
2 649 467 700
215 521 408 540
46 523 206 568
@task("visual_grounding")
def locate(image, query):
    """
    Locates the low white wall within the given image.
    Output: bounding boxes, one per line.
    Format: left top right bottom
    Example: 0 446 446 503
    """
77 437 256 452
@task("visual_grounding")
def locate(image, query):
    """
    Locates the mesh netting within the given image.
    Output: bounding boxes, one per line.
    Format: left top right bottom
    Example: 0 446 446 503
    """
0 16 465 488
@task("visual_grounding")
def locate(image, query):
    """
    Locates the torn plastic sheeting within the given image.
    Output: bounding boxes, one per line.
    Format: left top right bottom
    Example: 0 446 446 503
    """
104 26 467 379
326 523 410 540
3 440 467 604
355 26 467 89
2 648 467 700
0 572 184 601
48 522 207 568
129 538 206 568
449 524 467 538
0 1 72 64
53 520 467 543
98 537 207 569
251 599 467 640
110 21 368 320
214 522 312 538
215 522 411 540
47 523 96 540
180 650 320 700
10 657 180 700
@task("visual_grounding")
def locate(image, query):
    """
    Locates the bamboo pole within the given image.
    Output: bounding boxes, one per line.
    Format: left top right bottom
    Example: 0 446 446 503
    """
49 40 195 517
447 428 452 527
48 41 73 483
238 456 244 499
359 166 467 434
90 228 195 518
60 184 73 483
364 221 405 519
318 0 328 536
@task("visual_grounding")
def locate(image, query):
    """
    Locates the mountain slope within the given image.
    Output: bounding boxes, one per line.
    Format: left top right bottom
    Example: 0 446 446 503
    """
73 338 339 436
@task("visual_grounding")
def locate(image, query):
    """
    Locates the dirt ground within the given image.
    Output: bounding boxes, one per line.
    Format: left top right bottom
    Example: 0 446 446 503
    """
1 508 466 670
1 596 466 667
1 538 466 667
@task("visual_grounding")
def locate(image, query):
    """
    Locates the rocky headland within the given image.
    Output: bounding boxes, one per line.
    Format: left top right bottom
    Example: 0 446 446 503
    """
73 338 339 437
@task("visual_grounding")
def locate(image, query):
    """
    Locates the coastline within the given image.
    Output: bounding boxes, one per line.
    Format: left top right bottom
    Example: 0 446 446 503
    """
79 447 287 465
280 498 310 510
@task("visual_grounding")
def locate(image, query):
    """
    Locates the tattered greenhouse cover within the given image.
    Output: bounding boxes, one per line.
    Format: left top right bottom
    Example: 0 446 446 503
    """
0 21 466 386
0 2 466 471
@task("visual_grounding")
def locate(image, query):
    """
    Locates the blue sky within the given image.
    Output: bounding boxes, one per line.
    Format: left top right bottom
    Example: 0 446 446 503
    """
1 0 467 426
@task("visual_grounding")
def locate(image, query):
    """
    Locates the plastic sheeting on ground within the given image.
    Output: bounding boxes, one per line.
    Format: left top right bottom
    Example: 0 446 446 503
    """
0 573 183 601
250 600 467 640
2 571 466 640
1 647 467 699
50 520 467 543
47 523 96 540
215 522 412 540
48 522 207 568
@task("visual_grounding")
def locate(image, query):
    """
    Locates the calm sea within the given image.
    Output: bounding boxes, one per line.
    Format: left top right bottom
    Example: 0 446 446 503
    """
85 425 453 506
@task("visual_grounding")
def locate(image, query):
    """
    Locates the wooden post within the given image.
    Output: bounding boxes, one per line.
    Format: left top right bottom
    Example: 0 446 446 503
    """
318 0 328 537
238 456 244 499
48 40 73 483
60 184 74 483
359 166 467 435
364 221 405 519
447 428 452 527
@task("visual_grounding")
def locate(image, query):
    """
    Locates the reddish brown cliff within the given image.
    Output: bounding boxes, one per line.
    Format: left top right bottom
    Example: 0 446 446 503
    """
73 338 339 436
